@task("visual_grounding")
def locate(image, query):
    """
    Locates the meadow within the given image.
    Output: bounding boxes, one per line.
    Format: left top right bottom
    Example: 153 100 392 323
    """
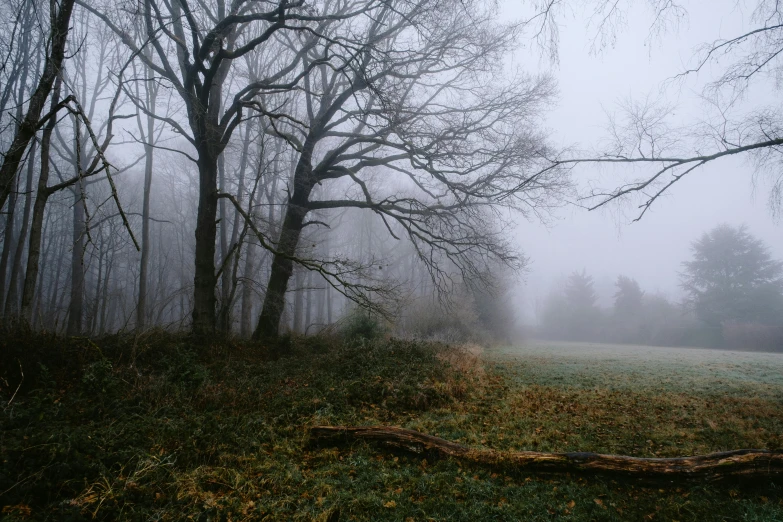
2 333 783 521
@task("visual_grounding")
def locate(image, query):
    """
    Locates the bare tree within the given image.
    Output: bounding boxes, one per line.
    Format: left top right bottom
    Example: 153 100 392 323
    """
0 0 76 212
236 0 566 339
79 0 387 336
17 30 137 326
0 0 579 336
133 45 160 330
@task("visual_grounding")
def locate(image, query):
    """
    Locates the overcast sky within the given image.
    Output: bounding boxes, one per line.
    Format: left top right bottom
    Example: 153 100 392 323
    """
501 0 783 320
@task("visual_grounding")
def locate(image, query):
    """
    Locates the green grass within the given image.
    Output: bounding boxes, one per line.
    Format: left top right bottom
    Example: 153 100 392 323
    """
2 334 783 521
488 341 783 396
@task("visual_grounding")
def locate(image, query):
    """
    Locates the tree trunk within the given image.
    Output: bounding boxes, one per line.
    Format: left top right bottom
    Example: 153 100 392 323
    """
136 62 157 331
239 244 255 337
253 146 315 340
239 181 263 338
192 155 219 336
21 75 62 322
326 275 333 324
47 223 65 328
90 235 104 335
305 269 313 333
0 189 17 311
304 270 315 333
292 269 304 333
217 154 231 331
99 246 113 334
309 426 783 481
6 141 36 316
3 10 37 318
67 189 85 335
30 212 52 327
136 142 153 330
253 200 309 339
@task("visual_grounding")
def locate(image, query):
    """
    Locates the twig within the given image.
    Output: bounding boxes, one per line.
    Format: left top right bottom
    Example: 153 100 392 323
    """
4 359 23 410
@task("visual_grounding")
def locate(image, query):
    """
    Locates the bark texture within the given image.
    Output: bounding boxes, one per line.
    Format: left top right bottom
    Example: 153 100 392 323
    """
192 157 219 336
309 425 783 481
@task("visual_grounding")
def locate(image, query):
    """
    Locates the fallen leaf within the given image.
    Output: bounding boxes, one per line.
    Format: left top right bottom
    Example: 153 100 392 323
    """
2 505 32 517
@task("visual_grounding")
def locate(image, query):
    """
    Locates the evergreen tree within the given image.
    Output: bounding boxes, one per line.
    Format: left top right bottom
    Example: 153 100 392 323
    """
682 224 783 330
611 275 645 343
562 270 602 341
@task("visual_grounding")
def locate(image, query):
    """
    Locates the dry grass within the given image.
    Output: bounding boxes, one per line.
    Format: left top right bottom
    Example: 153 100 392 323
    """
436 343 485 375
3 335 783 521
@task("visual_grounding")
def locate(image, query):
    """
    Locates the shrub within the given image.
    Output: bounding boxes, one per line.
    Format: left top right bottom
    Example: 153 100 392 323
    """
397 297 483 343
722 321 783 352
340 310 389 341
82 358 119 396
161 347 210 389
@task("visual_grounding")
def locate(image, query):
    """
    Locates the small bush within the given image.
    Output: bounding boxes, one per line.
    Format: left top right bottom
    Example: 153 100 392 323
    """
0 324 96 393
397 297 484 343
161 347 209 389
82 358 119 396
340 310 388 341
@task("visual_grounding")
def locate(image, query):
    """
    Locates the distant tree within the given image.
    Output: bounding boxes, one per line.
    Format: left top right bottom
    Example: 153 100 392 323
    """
613 275 644 317
565 270 598 310
641 293 685 346
469 267 516 343
539 270 602 342
537 290 568 339
681 224 783 331
610 275 645 343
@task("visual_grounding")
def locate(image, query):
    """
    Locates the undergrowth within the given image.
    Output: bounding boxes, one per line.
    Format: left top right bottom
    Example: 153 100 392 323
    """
1 329 782 521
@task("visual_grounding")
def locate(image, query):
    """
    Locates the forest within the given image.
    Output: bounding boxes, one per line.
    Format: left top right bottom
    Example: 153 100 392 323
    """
3 0 783 520
0 0 564 340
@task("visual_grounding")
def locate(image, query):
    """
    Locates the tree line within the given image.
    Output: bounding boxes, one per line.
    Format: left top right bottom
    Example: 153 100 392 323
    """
536 224 783 351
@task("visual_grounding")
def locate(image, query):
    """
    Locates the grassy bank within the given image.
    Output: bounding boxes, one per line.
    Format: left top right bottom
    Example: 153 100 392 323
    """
2 334 783 521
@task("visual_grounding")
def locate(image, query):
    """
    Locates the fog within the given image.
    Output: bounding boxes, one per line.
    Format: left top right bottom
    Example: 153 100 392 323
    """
8 3 783 517
505 0 783 323
0 0 782 350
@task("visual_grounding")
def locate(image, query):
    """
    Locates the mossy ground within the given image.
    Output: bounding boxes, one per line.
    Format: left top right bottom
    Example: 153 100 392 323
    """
2 332 783 521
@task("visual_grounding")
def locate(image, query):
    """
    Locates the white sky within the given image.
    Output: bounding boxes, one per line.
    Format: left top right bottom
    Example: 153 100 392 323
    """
500 0 783 320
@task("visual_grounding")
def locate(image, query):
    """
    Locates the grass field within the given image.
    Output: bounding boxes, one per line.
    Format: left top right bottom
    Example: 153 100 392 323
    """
2 334 783 521
489 340 783 397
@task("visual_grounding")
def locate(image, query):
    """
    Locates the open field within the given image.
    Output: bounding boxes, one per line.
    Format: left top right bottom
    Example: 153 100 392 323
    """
488 340 783 397
2 334 783 521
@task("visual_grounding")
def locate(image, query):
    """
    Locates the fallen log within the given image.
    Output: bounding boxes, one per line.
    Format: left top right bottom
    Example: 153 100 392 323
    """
309 425 783 481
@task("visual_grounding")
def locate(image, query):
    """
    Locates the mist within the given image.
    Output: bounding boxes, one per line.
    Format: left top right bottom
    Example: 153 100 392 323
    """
509 1 783 335
7 0 783 517
0 0 781 347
